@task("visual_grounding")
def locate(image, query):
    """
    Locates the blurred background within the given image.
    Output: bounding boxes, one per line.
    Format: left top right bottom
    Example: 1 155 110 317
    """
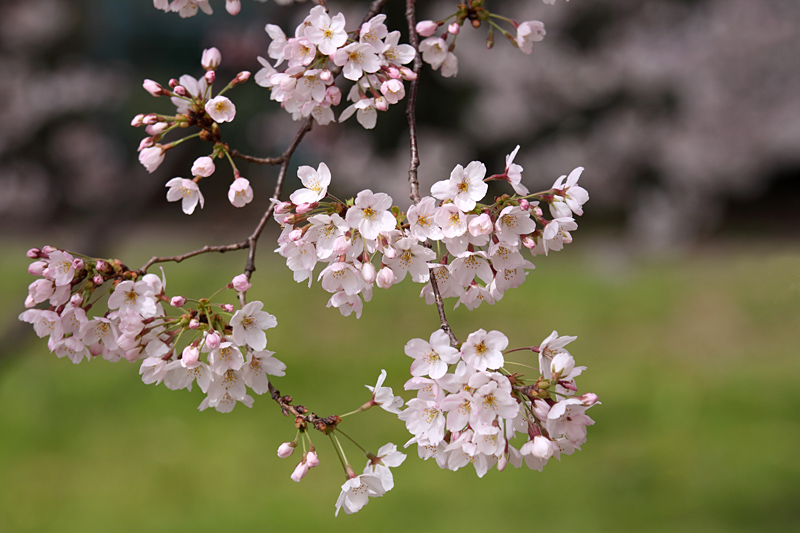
1 0 798 531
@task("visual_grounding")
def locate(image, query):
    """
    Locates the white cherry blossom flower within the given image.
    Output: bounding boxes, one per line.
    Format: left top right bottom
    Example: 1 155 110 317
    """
228 178 253 207
338 98 378 129
504 145 530 196
305 6 347 56
345 189 395 240
205 95 236 122
139 145 165 173
165 178 204 215
419 37 447 69
290 162 331 204
431 161 488 212
363 442 406 492
495 205 537 246
460 329 508 371
230 301 277 351
243 349 285 394
405 330 460 379
516 21 546 54
366 369 404 414
333 43 380 81
552 166 589 216
334 473 385 516
384 237 436 283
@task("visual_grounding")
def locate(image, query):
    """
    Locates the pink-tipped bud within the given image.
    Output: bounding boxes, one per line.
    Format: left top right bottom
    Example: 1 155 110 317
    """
137 137 154 151
288 228 304 242
448 22 461 35
374 96 389 112
174 85 187 97
306 451 319 468
191 156 215 178
468 213 493 236
170 296 186 307
181 345 200 367
231 273 252 292
332 236 351 256
205 331 221 351
168 78 179 88
272 201 291 214
361 262 377 284
386 66 400 79
376 267 395 289
233 71 251 85
521 235 536 250
277 442 296 458
204 70 216 84
399 67 417 81
532 398 550 420
92 275 104 285
201 47 222 70
95 260 107 272
533 206 543 217
325 86 341 106
26 248 41 259
221 303 235 313
519 199 530 211
143 79 164 97
42 245 57 254
497 453 508 472
143 114 158 125
28 261 47 276
131 114 145 127
72 258 85 271
69 293 83 307
382 246 397 260
579 392 600 406
146 123 168 136
225 0 241 16
290 460 309 482
416 20 439 37
295 202 317 215
189 319 200 330
319 69 333 83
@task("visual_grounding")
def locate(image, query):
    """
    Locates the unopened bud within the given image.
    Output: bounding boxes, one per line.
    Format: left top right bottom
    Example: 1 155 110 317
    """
220 304 235 313
290 460 309 482
225 0 241 16
231 273 252 292
42 245 57 254
376 267 395 289
325 86 341 106
319 69 333 83
374 96 389 112
143 79 164 97
275 201 294 214
448 22 461 35
233 71 251 85
399 67 417 81
28 261 47 276
143 114 158 125
205 331 221 350
332 236 351 256
188 319 199 330
497 454 508 472
93 275 104 285
386 66 400 79
521 235 536 249
519 199 530 211
170 296 186 307
168 78 179 88
72 258 85 271
131 114 145 127
95 260 107 272
306 451 319 468
382 246 397 260
361 262 377 284
288 228 304 242
277 441 296 458
146 123 168 136
416 20 439 37
174 85 187 97
204 70 216 84
579 392 600 406
295 202 317 215
26 248 41 258
181 345 200 367
69 293 83 307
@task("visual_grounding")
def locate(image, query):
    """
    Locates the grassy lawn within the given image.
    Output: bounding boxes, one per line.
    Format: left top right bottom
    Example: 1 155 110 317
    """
1 237 798 532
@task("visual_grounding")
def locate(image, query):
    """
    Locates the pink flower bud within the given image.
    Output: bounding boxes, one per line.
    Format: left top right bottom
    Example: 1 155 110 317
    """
295 202 317 215
275 201 293 214
383 246 397 260
69 293 83 307
42 245 56 254
231 273 252 292
181 345 200 367
290 460 309 482
204 71 216 84
399 67 417 81
497 454 508 472
579 392 600 406
95 260 107 272
374 96 389 112
137 137 154 151
26 248 41 258
277 442 296 458
468 213 493 236
416 20 439 37
191 156 216 178
189 319 200 330
225 0 241 16
332 236 351 256
146 123 168 136
306 451 319 468
143 114 158 125
361 262 376 284
131 114 145 127
288 228 304 242
325 86 341 106
174 85 187 97
28 261 47 276
521 235 536 249
532 399 550 420
143 79 164 97
533 206 543 217
448 22 461 35
220 303 235 313
168 78 179 88
233 71 251 85
319 69 333 83
519 199 530 211
92 275 104 285
170 296 186 307
376 267 395 289
205 331 221 350
72 258 85 271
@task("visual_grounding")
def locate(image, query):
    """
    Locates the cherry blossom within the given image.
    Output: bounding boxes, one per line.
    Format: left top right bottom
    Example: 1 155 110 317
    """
165 178 204 215
230 301 277 351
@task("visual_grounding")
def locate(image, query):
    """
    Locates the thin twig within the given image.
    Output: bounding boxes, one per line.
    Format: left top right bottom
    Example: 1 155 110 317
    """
405 0 459 347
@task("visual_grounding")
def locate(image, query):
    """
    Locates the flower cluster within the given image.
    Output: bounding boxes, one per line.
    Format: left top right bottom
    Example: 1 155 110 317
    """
256 6 416 129
415 2 547 77
133 48 255 212
153 0 305 18
19 248 284 413
398 328 598 477
276 147 588 317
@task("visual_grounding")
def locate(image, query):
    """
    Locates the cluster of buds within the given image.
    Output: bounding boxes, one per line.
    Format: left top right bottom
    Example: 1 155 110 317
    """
19 248 285 413
255 7 416 129
416 0 547 77
399 328 599 477
275 146 588 317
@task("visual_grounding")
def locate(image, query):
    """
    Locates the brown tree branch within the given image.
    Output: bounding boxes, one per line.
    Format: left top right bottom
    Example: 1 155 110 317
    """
405 0 459 347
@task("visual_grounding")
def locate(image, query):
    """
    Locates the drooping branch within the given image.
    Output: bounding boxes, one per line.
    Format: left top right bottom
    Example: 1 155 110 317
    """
405 0 459 347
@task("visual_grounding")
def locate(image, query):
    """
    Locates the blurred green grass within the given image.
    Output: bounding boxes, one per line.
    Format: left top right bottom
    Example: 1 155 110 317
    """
1 238 798 532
